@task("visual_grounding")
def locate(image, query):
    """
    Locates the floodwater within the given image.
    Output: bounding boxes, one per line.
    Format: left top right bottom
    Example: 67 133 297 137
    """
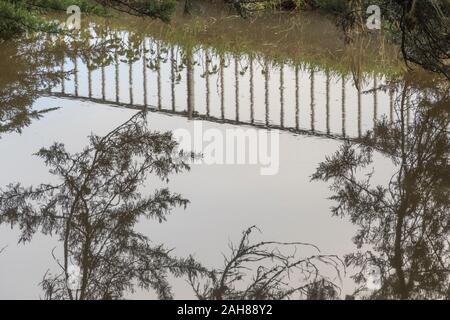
0 3 448 300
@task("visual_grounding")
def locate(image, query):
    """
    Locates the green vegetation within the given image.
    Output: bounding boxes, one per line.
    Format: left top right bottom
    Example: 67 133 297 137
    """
310 0 347 12
0 1 57 40
98 9 402 79
223 0 351 13
0 0 177 40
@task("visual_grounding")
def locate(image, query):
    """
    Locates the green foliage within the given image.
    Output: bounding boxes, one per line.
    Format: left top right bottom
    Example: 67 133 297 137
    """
231 0 352 13
0 0 106 40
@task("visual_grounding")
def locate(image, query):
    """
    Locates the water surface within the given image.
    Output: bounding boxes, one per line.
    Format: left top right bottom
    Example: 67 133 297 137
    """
0 4 447 299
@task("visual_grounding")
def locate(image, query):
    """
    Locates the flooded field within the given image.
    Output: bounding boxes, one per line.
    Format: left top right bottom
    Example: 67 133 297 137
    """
0 2 448 300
